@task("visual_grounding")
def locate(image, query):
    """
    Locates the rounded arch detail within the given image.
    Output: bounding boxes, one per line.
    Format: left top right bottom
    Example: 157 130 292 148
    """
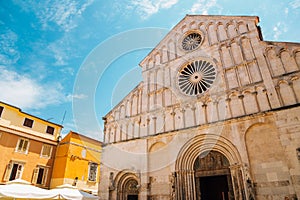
148 141 166 153
114 170 140 200
175 134 242 171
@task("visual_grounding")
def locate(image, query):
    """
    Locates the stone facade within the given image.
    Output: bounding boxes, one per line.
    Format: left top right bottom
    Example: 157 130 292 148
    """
99 15 300 200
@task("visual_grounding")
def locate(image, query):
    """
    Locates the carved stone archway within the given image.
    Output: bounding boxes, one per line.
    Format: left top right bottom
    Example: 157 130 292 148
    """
194 151 234 200
174 134 249 200
114 171 140 200
123 179 139 200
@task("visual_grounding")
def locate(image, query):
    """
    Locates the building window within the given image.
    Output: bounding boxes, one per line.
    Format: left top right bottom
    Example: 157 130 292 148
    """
16 138 30 154
46 126 55 135
3 161 24 181
297 148 300 160
177 59 217 96
40 144 52 158
0 106 3 117
32 166 48 185
88 163 98 182
181 32 202 51
23 118 34 128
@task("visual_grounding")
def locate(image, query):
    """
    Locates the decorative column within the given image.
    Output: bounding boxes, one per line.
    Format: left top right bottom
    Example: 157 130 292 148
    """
252 91 260 112
202 103 208 124
181 108 186 128
152 116 157 134
171 109 175 130
146 117 150 136
191 106 196 126
274 85 283 106
138 117 141 138
238 94 246 115
226 98 233 118
175 170 196 200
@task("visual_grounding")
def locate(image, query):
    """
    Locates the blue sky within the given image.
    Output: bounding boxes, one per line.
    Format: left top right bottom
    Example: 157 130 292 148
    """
1 0 299 141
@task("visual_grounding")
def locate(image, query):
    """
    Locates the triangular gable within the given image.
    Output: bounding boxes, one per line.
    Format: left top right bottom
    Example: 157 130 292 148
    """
139 15 259 70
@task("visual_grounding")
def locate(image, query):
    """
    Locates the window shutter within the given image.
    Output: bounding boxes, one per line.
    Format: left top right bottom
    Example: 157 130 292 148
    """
41 145 52 158
23 140 28 152
32 167 39 184
25 140 30 154
42 168 48 185
16 165 23 179
17 139 23 151
3 163 12 181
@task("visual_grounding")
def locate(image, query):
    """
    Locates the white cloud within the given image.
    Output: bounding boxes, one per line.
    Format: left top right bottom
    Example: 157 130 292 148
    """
272 22 288 40
36 32 77 67
67 93 88 101
285 7 289 15
15 0 94 32
131 0 178 19
189 0 218 15
0 29 20 65
60 67 75 76
290 0 300 9
47 40 70 66
0 66 68 109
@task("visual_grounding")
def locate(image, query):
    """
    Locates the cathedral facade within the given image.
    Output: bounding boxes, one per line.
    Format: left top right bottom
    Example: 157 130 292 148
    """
99 15 300 200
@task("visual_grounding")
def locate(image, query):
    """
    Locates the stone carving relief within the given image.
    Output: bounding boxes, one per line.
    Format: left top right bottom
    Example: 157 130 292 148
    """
194 151 230 171
124 179 139 194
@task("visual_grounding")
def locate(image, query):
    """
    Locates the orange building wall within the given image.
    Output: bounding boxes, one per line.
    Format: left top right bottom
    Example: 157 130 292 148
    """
0 130 57 187
0 101 62 188
51 131 102 194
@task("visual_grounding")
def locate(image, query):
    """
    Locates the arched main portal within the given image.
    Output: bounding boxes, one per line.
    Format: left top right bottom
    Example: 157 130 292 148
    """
194 151 234 200
114 171 140 200
174 134 248 200
123 179 139 200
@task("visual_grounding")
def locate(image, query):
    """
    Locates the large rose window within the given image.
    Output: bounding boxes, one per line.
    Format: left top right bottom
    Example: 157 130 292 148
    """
178 60 216 96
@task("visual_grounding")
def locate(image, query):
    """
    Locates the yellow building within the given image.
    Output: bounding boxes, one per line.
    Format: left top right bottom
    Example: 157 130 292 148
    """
0 101 62 188
51 131 102 195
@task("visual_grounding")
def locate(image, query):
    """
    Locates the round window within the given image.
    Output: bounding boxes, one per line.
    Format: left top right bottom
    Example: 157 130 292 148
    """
182 32 202 51
178 60 216 96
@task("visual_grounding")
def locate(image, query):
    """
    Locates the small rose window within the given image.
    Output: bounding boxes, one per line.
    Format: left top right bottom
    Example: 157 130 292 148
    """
182 32 202 51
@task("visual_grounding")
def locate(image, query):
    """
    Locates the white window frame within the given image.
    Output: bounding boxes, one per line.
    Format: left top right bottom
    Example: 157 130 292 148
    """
15 138 30 154
87 162 98 182
40 144 53 158
32 166 49 186
3 161 25 181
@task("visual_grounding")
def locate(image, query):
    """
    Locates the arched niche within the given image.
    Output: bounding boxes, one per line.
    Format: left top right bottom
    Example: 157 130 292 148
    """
227 22 237 39
278 80 297 106
217 23 227 41
245 123 290 199
256 87 271 111
241 37 254 61
229 93 244 117
242 90 259 114
237 22 248 34
168 39 176 60
294 50 300 67
114 171 140 200
207 23 218 45
280 50 298 73
291 76 300 102
266 48 285 77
